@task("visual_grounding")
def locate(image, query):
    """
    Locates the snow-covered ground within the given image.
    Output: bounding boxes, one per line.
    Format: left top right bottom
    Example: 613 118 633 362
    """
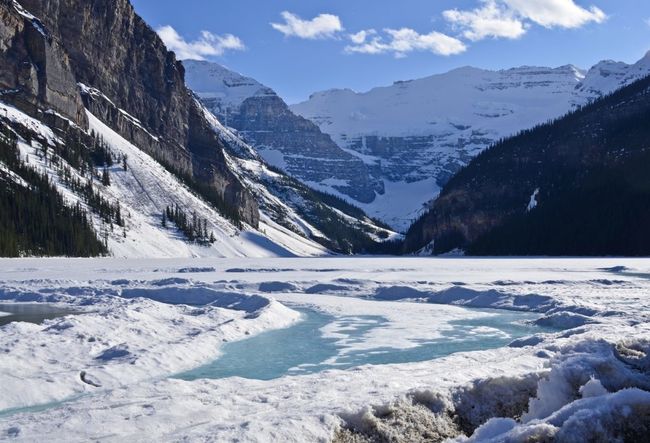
0 257 649 442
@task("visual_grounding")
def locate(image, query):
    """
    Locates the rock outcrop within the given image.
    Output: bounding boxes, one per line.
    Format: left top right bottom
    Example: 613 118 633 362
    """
0 0 86 127
0 0 258 226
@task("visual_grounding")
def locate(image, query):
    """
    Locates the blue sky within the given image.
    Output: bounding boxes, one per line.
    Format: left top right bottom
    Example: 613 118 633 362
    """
131 0 650 104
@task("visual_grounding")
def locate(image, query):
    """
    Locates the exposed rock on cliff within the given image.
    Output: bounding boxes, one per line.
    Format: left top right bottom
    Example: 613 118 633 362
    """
1 0 259 226
184 60 382 205
0 0 86 127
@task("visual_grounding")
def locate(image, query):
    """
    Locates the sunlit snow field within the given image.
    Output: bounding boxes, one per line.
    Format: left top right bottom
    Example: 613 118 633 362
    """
0 257 649 442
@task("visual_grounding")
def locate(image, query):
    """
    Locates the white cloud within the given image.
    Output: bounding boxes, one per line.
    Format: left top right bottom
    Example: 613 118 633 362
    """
504 0 606 28
271 11 343 39
345 28 467 58
349 29 377 45
157 26 245 60
443 0 606 43
443 1 527 41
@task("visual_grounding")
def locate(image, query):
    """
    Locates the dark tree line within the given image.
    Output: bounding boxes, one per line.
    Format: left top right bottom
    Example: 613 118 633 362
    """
468 161 650 256
162 204 216 245
0 125 106 257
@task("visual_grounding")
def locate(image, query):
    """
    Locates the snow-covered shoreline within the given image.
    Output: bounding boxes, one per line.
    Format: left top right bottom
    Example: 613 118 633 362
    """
0 273 301 411
0 257 649 442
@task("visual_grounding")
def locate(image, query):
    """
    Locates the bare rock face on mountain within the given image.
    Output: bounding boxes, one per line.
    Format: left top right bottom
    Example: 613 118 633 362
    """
0 0 86 127
184 60 383 204
1 0 258 226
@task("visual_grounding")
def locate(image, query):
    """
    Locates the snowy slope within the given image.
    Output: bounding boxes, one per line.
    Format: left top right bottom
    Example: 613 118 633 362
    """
291 53 650 229
85 111 329 258
0 99 329 258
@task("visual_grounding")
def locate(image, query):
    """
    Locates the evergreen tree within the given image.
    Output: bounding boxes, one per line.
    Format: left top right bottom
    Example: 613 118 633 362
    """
101 167 110 186
163 205 216 245
0 125 107 257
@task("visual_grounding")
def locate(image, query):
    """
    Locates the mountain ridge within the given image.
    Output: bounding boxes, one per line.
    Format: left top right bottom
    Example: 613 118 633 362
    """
184 60 383 204
403 72 650 255
290 53 650 229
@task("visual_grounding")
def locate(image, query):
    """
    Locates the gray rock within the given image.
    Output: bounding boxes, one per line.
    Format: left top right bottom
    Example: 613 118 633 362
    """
184 60 382 204
2 0 259 226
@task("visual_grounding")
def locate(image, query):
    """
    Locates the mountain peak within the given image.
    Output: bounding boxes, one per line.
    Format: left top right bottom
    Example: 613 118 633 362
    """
307 88 356 101
183 60 275 108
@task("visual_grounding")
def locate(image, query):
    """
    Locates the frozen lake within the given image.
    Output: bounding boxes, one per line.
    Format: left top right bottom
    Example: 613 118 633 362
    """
176 306 548 381
1 257 648 442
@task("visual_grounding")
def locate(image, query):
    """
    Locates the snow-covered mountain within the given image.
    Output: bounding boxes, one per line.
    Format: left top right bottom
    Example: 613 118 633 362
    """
0 0 396 258
184 62 277 118
184 61 383 204
404 69 650 255
291 53 650 230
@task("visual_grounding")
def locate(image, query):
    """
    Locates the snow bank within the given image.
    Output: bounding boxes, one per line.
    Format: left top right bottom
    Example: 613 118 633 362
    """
0 275 299 411
340 340 650 443
121 286 271 314
454 340 650 442
374 285 564 315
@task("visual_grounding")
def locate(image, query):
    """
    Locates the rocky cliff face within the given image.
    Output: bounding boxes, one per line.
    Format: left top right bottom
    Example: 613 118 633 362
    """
292 57 650 230
0 0 86 127
184 60 382 204
0 0 258 226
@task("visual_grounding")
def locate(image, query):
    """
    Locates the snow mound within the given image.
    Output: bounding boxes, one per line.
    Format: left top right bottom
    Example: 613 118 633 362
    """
95 344 134 362
534 312 596 329
374 285 561 313
258 281 299 293
341 339 650 443
305 283 350 294
121 287 270 313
